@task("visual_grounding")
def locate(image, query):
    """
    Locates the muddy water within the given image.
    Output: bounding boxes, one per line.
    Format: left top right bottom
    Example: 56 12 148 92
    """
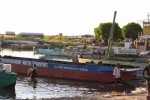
15 77 102 99
0 50 99 99
0 76 145 100
0 76 110 99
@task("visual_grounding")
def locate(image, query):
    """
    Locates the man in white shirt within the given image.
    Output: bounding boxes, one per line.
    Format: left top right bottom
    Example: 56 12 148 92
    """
113 63 121 83
112 63 122 95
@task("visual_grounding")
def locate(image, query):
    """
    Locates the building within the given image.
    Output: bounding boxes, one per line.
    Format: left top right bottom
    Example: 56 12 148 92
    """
143 21 150 35
135 15 150 51
5 31 16 36
143 14 150 35
136 35 150 51
0 31 16 40
4 31 16 40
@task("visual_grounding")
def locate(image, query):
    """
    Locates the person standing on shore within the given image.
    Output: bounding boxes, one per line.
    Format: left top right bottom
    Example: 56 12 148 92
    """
112 63 122 95
113 63 121 84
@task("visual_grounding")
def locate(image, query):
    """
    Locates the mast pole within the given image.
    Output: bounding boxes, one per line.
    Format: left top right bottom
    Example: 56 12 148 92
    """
106 11 117 58
147 13 150 23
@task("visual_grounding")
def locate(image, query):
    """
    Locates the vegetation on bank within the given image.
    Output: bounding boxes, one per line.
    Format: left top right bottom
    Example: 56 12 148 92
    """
42 22 143 45
122 23 143 40
0 21 143 49
94 22 143 44
94 23 123 44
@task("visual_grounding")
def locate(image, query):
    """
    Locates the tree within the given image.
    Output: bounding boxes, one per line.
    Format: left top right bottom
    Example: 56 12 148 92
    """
94 27 101 41
94 22 123 44
122 22 143 40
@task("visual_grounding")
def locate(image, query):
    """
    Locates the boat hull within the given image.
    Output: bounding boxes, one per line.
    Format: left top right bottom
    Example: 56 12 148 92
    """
1 56 137 83
0 71 17 88
11 64 136 83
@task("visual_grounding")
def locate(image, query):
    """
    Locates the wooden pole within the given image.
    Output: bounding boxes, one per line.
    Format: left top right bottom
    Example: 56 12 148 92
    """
106 11 117 58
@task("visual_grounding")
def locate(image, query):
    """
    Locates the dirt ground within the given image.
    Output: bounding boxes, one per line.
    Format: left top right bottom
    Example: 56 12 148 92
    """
80 87 148 100
51 80 148 100
93 88 147 100
105 96 146 100
52 92 147 100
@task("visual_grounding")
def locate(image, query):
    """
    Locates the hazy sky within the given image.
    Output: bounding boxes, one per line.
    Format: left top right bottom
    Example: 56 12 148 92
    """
0 0 149 35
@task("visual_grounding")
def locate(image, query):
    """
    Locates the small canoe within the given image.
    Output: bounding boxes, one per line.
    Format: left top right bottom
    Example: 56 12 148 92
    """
0 64 17 88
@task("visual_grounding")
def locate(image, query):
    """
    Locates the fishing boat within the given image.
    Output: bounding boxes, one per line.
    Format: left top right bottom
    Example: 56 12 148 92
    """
0 63 17 88
34 47 68 56
0 11 141 83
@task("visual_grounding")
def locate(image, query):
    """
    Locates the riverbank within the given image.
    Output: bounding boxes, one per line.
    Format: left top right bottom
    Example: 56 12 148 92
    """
49 94 147 100
54 90 147 100
47 80 148 100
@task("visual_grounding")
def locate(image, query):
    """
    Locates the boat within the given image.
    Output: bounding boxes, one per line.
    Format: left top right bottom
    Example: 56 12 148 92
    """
0 55 138 83
0 63 17 89
0 11 141 83
34 47 68 57
35 45 106 60
0 88 16 99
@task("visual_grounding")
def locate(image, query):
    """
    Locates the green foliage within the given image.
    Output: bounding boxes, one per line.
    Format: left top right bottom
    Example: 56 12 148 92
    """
15 34 26 40
94 28 101 41
94 22 123 44
43 35 50 42
122 22 143 40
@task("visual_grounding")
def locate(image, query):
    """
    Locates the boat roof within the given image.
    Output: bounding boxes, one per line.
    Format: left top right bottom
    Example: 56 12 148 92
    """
101 59 148 68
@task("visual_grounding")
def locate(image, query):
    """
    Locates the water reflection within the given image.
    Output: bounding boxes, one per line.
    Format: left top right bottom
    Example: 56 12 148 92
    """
0 50 145 99
28 78 37 89
0 87 16 99
16 77 90 99
0 76 143 100
14 76 142 100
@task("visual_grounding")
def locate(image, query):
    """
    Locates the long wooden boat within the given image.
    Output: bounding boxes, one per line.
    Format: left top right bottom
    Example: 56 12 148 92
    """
0 56 139 83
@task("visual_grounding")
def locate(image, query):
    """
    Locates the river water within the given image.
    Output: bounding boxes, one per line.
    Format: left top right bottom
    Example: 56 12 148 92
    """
0 76 117 100
0 49 145 100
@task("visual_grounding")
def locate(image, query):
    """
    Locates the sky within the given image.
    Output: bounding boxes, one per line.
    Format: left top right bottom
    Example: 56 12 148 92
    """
0 0 149 36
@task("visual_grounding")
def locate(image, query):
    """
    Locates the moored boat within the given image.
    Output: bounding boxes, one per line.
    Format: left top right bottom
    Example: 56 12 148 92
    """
0 56 138 83
0 64 17 88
